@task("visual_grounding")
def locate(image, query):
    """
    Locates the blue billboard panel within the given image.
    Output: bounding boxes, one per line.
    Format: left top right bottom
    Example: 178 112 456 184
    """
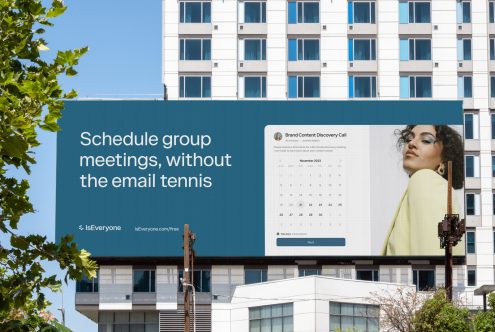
56 101 464 257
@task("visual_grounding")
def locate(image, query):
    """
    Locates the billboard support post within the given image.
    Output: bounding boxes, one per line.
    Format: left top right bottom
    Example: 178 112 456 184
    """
184 224 190 332
438 161 465 302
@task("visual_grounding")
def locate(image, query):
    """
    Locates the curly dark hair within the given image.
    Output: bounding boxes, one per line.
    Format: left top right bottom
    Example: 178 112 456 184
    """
396 125 464 189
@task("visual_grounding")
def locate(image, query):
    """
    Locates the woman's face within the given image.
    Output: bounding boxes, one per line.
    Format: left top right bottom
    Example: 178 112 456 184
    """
402 125 443 176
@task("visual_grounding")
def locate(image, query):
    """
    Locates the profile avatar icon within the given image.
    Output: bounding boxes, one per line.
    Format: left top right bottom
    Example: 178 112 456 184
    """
274 132 283 141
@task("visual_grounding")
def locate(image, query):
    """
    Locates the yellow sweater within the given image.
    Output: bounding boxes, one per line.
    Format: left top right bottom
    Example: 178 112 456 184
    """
382 169 464 256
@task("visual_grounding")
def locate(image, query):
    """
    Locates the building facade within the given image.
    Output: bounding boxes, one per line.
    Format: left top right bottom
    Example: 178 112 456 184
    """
77 0 495 331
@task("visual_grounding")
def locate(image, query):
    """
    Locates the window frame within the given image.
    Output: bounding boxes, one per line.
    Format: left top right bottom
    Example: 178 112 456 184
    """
409 38 432 60
244 1 266 23
349 1 376 24
76 270 99 293
133 269 156 293
465 192 481 216
408 1 431 23
249 303 293 332
244 39 267 61
458 76 472 99
179 1 211 23
179 38 211 61
244 268 268 284
400 75 432 98
297 1 320 23
457 1 471 24
288 75 320 98
298 267 322 277
329 301 379 332
349 75 377 98
464 154 479 177
412 269 435 291
355 269 379 282
243 76 267 98
349 38 376 61
178 269 211 293
179 76 211 98
467 267 476 287
466 229 476 254
464 112 479 139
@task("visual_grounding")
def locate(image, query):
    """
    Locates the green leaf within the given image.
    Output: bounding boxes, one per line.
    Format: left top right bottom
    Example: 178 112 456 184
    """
2 135 28 159
46 5 67 18
11 236 29 250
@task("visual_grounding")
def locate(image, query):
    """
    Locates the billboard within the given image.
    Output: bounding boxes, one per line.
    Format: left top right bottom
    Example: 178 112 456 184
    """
56 101 465 257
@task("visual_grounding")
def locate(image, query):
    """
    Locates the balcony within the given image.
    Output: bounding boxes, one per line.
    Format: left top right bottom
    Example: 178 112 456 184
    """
178 60 212 73
238 60 267 72
238 23 267 35
178 23 212 35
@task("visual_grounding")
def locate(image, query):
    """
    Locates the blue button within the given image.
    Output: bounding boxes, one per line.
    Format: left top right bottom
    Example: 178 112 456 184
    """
276 238 346 247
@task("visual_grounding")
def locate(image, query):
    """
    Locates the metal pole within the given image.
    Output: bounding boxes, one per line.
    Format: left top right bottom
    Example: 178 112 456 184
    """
445 161 453 301
184 224 190 332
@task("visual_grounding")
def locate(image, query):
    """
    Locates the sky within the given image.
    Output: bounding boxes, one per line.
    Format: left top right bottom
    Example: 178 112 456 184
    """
15 0 162 330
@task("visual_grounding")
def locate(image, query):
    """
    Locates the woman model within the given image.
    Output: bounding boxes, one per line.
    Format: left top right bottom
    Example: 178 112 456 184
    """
382 125 464 256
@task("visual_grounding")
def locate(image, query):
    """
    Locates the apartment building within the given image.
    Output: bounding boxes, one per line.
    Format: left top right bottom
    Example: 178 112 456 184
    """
75 1 495 331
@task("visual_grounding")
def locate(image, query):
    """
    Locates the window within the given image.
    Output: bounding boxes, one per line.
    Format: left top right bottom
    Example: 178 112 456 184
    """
465 155 479 177
493 192 495 215
329 302 379 332
298 267 321 277
491 39 495 60
245 268 268 284
464 113 479 139
400 39 431 60
179 2 211 23
76 271 99 292
412 269 435 291
466 192 481 215
98 312 159 332
400 76 432 98
466 230 476 254
133 269 155 293
179 76 211 98
356 269 379 281
348 39 376 61
244 76 266 98
244 2 266 23
492 114 495 139
349 76 377 98
288 1 319 24
492 155 495 177
458 76 472 98
491 76 495 98
180 39 211 60
399 1 430 23
467 268 476 286
348 1 376 24
491 1 495 23
288 39 319 61
178 269 211 292
457 1 471 24
244 39 266 60
249 303 293 332
457 39 472 61
288 76 320 98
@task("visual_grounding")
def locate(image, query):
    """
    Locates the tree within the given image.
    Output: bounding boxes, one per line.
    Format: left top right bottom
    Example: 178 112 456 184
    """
413 289 470 332
472 293 495 332
0 0 97 330
369 287 429 332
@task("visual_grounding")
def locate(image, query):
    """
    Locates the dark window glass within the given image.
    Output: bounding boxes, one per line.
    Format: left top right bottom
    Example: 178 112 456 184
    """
298 2 319 23
302 77 320 98
178 270 211 292
245 2 266 23
465 155 474 177
466 231 475 253
464 113 473 139
245 269 268 284
185 2 201 22
491 77 495 97
414 76 432 97
463 76 472 98
133 270 155 293
245 39 266 60
354 2 373 23
463 39 472 60
414 39 431 60
463 2 471 23
491 2 495 23
413 270 435 291
466 193 475 215
467 269 476 286
491 40 495 60
203 2 211 22
356 270 379 281
354 76 376 98
76 272 99 293
411 2 430 23
245 77 266 98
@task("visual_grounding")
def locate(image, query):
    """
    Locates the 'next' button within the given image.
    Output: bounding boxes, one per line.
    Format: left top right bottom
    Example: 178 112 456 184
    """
276 238 346 247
